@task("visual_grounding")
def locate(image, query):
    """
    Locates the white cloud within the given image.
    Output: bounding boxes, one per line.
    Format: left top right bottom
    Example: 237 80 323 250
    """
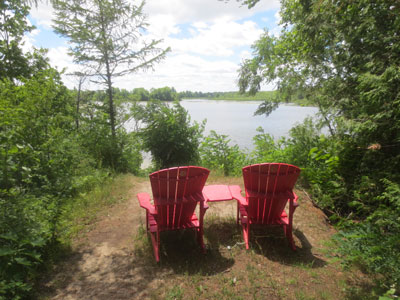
30 2 55 29
144 0 279 24
21 29 39 53
163 20 263 57
146 14 181 38
47 47 74 71
113 52 239 92
28 0 280 92
239 49 252 60
270 9 283 37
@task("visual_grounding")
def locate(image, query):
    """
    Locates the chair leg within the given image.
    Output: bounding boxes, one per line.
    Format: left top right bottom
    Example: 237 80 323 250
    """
196 227 206 253
236 203 239 225
146 211 149 231
150 230 160 262
242 221 250 250
286 224 296 251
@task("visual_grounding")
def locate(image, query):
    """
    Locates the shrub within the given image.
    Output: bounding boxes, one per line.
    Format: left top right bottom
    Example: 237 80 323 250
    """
135 101 204 169
200 130 248 176
0 71 78 298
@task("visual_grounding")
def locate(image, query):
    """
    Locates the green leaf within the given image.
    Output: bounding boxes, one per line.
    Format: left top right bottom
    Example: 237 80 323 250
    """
14 257 32 266
0 248 16 257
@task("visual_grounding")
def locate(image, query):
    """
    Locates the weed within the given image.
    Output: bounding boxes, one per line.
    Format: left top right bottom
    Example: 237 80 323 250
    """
309 270 319 279
286 278 298 285
318 290 332 300
295 290 316 300
165 285 184 300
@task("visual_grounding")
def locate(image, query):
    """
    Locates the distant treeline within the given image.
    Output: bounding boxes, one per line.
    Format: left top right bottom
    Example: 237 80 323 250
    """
74 87 312 105
115 86 181 101
179 90 276 100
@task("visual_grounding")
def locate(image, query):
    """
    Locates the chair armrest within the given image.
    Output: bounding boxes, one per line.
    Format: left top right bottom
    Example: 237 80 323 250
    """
137 193 157 215
287 191 299 208
229 185 247 207
293 191 299 207
190 193 209 210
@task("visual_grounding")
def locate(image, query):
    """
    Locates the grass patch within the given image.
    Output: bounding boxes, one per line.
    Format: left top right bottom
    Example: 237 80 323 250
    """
57 173 134 242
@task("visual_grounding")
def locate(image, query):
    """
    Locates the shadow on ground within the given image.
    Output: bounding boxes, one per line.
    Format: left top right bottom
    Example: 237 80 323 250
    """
134 227 234 276
39 246 161 300
245 226 327 268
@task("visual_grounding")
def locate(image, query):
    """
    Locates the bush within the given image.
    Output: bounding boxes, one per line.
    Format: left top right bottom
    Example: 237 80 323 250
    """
135 100 204 169
251 127 289 163
335 179 400 292
76 92 142 174
200 130 249 176
0 70 78 298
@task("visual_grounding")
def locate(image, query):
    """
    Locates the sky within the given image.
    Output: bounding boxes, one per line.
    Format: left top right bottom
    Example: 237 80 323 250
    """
27 0 281 92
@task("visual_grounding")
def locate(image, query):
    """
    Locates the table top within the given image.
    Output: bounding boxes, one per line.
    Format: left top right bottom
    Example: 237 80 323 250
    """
203 184 236 202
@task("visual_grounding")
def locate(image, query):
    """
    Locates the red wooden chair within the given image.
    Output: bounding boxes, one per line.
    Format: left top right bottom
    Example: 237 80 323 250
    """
137 166 210 262
229 163 301 250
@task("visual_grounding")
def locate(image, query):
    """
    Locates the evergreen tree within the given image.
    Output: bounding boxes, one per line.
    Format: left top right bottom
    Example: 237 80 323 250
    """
52 0 170 168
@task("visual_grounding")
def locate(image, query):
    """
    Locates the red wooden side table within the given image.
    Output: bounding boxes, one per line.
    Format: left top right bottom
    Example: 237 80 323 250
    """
202 184 242 221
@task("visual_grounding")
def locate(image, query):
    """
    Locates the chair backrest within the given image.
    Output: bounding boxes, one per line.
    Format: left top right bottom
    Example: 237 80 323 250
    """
149 166 210 229
242 163 300 224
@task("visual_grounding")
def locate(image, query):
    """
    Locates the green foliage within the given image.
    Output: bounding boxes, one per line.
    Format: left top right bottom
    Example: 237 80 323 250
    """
251 127 288 163
135 101 204 169
251 120 322 166
69 87 142 173
0 69 79 298
200 131 248 176
52 0 170 166
52 0 169 80
336 221 400 293
303 144 344 214
0 69 76 194
340 179 400 289
150 86 180 101
284 118 322 167
166 285 184 300
240 0 400 289
132 87 150 101
0 0 33 81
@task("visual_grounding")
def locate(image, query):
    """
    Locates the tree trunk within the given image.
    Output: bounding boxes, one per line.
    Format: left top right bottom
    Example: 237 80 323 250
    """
76 77 83 130
98 0 117 169
106 76 116 140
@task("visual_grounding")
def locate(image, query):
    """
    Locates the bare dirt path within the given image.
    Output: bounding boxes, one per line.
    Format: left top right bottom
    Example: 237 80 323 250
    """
40 175 372 300
41 177 163 300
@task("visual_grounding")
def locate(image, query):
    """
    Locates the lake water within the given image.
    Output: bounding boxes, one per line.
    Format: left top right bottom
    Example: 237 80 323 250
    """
125 99 319 167
180 99 319 151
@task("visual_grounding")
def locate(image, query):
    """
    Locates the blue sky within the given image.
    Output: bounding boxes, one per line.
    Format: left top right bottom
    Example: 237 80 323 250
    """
27 0 281 92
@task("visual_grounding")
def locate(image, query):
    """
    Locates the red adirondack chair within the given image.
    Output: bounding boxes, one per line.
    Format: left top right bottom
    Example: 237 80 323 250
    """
230 163 301 250
137 166 210 262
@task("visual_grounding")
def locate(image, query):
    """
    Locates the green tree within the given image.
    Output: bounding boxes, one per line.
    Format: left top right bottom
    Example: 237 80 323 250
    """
134 101 204 169
239 0 400 212
0 68 80 298
238 0 400 291
0 0 50 82
52 0 170 168
150 86 180 101
132 87 150 101
0 0 33 80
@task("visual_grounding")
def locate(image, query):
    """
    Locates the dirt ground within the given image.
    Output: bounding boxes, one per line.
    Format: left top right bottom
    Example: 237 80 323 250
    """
39 175 372 300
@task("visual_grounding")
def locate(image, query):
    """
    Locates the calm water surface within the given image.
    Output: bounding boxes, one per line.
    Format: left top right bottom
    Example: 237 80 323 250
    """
180 99 319 151
125 99 319 167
